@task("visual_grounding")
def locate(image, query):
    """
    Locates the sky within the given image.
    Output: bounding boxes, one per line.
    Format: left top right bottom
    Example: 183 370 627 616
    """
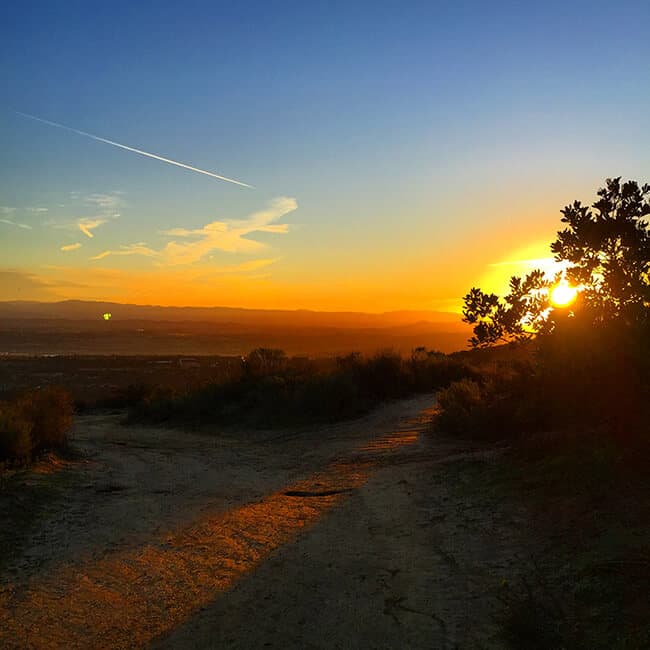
1 0 649 312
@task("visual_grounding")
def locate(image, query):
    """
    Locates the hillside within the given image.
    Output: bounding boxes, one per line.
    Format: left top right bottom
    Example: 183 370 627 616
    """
0 301 470 356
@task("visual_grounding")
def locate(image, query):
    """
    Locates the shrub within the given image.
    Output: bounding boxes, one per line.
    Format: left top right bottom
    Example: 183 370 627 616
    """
18 386 74 453
97 383 155 409
0 406 32 462
292 372 365 422
243 348 287 378
131 347 476 429
435 379 485 436
357 350 406 400
434 362 545 440
535 322 650 437
0 386 74 463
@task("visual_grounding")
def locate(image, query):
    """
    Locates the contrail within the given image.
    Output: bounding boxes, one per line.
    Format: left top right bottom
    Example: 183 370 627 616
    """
16 111 253 189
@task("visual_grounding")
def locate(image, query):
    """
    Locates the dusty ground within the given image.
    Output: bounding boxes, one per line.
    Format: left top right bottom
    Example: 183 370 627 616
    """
0 396 531 649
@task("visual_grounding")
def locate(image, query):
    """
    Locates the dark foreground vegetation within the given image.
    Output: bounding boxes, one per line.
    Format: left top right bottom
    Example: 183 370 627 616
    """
436 338 649 648
434 178 650 648
0 386 74 466
0 176 646 647
127 347 476 427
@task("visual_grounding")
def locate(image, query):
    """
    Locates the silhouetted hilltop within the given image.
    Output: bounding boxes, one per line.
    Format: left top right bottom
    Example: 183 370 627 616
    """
0 300 460 328
0 301 470 356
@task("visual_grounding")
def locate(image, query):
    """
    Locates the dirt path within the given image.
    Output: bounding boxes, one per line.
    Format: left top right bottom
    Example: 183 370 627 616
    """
0 396 529 649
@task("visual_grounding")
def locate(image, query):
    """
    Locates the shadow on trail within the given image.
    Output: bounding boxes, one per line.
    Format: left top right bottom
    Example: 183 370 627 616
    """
0 409 434 650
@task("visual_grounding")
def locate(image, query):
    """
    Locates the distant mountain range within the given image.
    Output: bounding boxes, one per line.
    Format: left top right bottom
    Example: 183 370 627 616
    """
0 300 461 328
0 300 470 356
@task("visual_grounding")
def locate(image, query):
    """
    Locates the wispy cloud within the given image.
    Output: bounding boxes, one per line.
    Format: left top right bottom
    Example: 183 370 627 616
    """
44 191 122 243
161 196 296 263
84 193 122 210
489 256 567 277
0 218 32 230
17 112 253 188
93 196 297 265
91 242 158 260
78 218 111 238
28 207 49 213
61 242 82 252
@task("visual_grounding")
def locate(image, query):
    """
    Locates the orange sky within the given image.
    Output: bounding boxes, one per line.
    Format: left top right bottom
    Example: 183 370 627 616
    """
2 2 648 314
2 234 560 313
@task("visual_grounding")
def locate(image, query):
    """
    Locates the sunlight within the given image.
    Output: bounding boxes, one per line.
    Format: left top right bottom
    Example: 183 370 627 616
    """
481 241 569 296
549 280 578 307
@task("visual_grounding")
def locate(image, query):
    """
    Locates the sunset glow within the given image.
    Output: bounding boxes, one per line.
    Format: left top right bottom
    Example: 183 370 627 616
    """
550 281 578 308
1 2 648 315
1 5 648 650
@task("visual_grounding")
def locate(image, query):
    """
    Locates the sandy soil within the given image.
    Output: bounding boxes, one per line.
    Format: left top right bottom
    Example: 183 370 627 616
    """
0 396 530 649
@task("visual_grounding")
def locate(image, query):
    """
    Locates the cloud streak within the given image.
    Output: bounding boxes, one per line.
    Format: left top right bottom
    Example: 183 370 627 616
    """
0 218 32 230
90 243 158 261
161 196 295 263
17 111 254 189
83 193 122 210
61 243 82 252
0 208 31 229
78 218 109 238
489 256 568 277
92 196 297 265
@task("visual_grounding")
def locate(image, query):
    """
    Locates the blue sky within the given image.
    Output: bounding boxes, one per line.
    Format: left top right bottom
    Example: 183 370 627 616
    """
1 0 649 309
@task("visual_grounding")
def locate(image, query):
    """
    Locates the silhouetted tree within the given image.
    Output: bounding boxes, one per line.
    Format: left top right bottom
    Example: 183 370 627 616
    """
462 270 551 347
463 178 649 347
243 348 287 376
551 177 650 325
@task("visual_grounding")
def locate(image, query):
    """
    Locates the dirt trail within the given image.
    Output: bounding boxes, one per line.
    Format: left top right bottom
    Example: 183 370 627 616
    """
0 396 528 649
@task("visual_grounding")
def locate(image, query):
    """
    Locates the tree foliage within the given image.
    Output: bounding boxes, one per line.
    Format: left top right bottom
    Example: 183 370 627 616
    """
462 270 551 347
551 177 650 324
463 178 650 347
243 348 288 377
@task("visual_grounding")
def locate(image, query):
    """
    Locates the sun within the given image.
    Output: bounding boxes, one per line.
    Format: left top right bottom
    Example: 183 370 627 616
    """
549 281 578 308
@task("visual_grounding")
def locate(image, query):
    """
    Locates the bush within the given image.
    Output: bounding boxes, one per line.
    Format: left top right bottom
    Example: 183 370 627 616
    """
18 386 74 453
0 406 32 462
0 387 73 464
243 348 287 378
97 383 155 409
535 321 650 437
131 347 476 429
292 372 365 422
434 362 544 440
435 379 485 436
435 320 650 449
414 355 478 391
